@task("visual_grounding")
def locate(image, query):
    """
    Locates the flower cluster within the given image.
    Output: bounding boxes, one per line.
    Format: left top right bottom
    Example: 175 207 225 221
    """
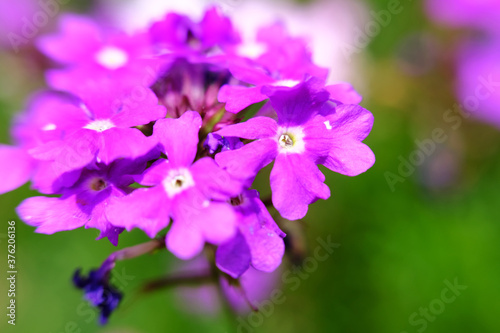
426 0 500 127
2 7 374 322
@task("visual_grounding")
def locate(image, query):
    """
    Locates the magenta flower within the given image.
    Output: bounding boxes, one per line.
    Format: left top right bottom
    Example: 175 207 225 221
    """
15 156 155 245
29 79 165 183
216 189 285 278
0 91 84 194
425 0 500 34
215 78 375 220
219 23 329 113
106 111 244 259
37 14 162 92
4 6 377 324
150 7 240 55
426 0 500 128
455 38 500 127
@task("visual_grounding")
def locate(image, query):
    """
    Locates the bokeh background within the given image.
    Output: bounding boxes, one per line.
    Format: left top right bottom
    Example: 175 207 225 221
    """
1 0 500 332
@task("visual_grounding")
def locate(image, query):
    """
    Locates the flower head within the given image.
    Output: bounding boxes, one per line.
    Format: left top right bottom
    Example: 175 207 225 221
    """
107 111 244 258
214 78 375 219
73 258 122 324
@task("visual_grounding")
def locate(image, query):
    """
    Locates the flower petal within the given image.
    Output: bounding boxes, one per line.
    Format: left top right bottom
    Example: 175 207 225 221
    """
191 157 244 200
270 153 330 220
216 231 251 278
166 215 205 260
110 88 167 128
99 127 157 165
195 201 237 245
36 14 101 64
322 141 375 176
264 78 329 126
325 83 362 105
215 138 277 181
0 145 34 194
325 104 374 141
16 196 87 234
218 85 268 113
29 129 99 177
106 186 171 238
152 111 201 166
215 116 278 140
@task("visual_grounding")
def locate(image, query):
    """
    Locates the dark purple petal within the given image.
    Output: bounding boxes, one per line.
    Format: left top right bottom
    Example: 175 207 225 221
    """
216 231 251 278
203 133 243 154
264 78 330 126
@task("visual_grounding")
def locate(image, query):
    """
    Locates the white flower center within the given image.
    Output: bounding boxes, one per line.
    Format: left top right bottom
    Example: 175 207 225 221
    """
279 134 294 148
95 46 129 70
273 80 300 88
42 123 57 131
84 119 115 132
237 41 267 58
162 168 195 198
277 126 305 154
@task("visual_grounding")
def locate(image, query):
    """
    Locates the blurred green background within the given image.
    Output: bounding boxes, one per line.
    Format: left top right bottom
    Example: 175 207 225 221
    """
1 0 500 332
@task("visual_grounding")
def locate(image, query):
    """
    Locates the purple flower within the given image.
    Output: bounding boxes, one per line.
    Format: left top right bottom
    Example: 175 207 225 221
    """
174 255 282 315
216 189 285 278
73 258 122 325
214 78 375 220
149 7 240 55
0 91 82 194
106 111 244 259
37 14 162 91
455 37 500 127
425 0 500 34
29 79 165 185
425 0 500 128
15 156 155 245
219 23 329 113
